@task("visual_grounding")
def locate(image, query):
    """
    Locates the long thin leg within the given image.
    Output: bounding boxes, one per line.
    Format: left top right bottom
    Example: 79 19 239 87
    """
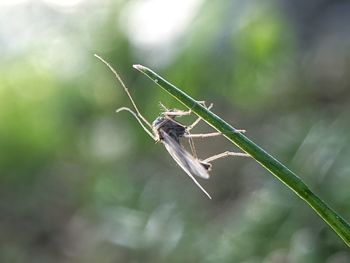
202 151 250 163
117 107 157 141
159 102 170 112
184 102 213 158
185 103 247 136
187 103 214 131
94 54 153 129
160 102 193 117
188 136 198 159
161 101 211 118
163 110 192 117
185 130 246 139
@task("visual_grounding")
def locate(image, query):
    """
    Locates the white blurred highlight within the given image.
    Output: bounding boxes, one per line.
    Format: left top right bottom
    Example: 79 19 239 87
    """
42 0 86 7
121 0 203 48
0 0 29 6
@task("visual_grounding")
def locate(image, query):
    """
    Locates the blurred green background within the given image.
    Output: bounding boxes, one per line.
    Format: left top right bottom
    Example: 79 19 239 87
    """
1 0 350 262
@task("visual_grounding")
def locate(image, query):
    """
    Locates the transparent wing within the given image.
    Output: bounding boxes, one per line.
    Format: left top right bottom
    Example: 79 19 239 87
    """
161 130 210 179
160 130 212 199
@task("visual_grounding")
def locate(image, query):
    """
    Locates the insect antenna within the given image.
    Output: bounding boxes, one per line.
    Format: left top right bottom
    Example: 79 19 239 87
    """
95 54 156 140
94 54 152 129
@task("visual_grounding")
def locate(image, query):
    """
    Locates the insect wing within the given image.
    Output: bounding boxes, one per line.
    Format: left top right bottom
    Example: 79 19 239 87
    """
160 130 212 199
161 130 210 179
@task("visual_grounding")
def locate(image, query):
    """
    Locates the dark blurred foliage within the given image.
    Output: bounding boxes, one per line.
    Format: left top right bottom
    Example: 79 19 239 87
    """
1 0 350 262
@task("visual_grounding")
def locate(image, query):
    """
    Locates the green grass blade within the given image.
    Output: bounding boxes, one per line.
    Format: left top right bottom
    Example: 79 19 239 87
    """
133 64 350 247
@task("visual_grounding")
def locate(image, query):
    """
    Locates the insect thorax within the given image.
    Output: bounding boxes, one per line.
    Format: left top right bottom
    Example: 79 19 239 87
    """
152 116 186 143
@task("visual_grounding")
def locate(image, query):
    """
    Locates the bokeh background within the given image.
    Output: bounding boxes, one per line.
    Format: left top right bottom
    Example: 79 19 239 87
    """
1 0 350 262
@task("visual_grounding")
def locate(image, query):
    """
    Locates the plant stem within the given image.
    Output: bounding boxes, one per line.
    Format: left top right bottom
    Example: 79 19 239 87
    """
133 64 350 247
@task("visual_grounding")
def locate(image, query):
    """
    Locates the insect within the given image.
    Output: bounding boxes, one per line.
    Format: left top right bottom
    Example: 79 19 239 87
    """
95 55 249 199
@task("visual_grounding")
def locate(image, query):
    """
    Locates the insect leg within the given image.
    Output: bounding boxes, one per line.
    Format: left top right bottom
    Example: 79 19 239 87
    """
202 151 250 163
161 101 212 118
94 54 153 130
158 102 192 118
117 107 157 141
187 136 198 159
185 128 246 138
159 102 170 112
163 109 192 117
187 103 214 131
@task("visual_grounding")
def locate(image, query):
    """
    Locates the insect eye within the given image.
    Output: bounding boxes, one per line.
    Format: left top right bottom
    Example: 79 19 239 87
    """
152 117 164 128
